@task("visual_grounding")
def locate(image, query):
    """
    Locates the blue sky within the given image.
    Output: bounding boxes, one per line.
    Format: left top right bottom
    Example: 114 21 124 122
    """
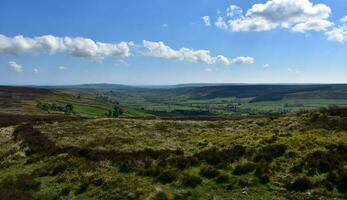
0 0 346 85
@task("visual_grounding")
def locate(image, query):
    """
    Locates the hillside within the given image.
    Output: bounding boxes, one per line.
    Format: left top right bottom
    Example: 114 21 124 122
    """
2 84 347 118
1 108 347 199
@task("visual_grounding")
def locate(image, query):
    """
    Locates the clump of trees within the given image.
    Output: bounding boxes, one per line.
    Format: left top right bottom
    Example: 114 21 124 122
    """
106 103 124 118
36 102 74 114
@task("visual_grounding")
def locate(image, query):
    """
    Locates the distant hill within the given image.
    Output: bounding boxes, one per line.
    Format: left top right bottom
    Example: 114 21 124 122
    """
35 83 347 102
0 86 53 108
160 84 347 102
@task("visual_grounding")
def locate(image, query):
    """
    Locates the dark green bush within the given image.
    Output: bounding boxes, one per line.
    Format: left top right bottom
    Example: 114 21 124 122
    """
180 174 202 188
199 166 220 178
0 174 40 200
233 161 256 175
254 161 271 183
216 173 230 183
304 150 339 175
288 176 312 191
253 144 287 162
197 145 246 165
33 161 67 177
238 177 251 187
156 169 178 184
152 191 169 200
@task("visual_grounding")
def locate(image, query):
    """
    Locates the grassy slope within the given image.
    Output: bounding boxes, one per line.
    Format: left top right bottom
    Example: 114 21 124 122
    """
1 110 347 199
0 86 150 118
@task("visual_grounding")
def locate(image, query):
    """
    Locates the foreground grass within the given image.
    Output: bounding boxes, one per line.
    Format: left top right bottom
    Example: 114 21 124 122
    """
1 109 347 199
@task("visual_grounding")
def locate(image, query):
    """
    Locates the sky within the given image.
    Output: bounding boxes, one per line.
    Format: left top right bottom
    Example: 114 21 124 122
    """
0 0 346 85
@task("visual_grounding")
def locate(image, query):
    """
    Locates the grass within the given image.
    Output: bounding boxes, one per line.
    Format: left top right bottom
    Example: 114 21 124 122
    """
1 108 347 199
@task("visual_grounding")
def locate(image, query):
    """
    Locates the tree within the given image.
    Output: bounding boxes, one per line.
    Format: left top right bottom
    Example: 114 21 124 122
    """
108 104 123 118
65 103 74 114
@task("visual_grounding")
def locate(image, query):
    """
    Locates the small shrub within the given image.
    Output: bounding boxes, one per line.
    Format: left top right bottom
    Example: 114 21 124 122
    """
180 174 202 188
233 161 256 175
197 145 246 165
152 191 170 200
156 169 178 184
253 144 287 162
288 176 312 191
304 150 339 174
254 161 271 184
0 174 39 200
199 166 220 178
258 174 270 184
238 177 251 187
216 173 230 183
74 182 88 195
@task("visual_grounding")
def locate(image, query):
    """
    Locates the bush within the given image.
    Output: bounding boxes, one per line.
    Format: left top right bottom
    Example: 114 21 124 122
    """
0 174 40 191
216 173 230 183
233 161 256 175
156 169 178 184
199 166 220 178
304 150 339 175
197 145 246 165
326 169 347 193
152 191 170 200
0 188 34 200
253 144 287 162
288 176 312 191
0 174 40 200
254 161 271 183
180 174 202 188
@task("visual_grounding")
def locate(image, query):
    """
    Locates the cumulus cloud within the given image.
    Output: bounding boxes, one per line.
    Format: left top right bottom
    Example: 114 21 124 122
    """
33 68 39 74
0 34 131 60
142 40 254 65
8 61 23 73
58 66 67 70
226 5 243 18
215 17 228 30
204 68 213 72
231 56 255 65
292 19 333 33
341 16 347 23
211 0 333 33
263 64 270 68
114 59 129 66
288 68 300 74
325 16 347 43
202 16 211 26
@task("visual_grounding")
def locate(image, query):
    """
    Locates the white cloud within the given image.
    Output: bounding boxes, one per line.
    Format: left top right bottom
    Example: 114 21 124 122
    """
142 40 254 65
288 68 300 74
292 19 333 33
8 61 22 73
325 25 347 43
0 34 131 60
202 16 211 26
204 68 213 72
211 0 333 33
325 16 347 43
215 16 228 30
226 5 243 18
33 68 39 74
231 56 255 65
143 40 225 65
58 66 67 70
162 24 168 28
114 59 129 66
340 16 347 23
263 64 270 68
